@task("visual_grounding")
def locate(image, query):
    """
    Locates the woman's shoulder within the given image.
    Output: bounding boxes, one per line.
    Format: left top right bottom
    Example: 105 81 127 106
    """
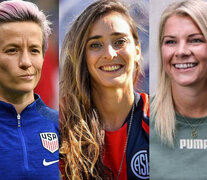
134 91 149 136
135 92 149 113
35 94 59 124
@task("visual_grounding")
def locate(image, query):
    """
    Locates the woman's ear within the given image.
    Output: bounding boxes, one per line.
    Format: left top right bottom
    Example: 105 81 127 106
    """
135 43 141 62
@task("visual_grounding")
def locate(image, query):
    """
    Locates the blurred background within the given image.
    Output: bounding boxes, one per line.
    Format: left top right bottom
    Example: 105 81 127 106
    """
32 0 59 110
59 0 149 94
0 0 59 110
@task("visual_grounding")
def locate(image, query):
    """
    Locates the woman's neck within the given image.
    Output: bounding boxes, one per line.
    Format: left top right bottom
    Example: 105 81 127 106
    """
172 82 207 118
92 86 134 131
0 90 35 114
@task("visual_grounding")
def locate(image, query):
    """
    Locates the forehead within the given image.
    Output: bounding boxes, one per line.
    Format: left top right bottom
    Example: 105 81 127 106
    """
88 12 132 36
163 15 202 35
0 21 43 45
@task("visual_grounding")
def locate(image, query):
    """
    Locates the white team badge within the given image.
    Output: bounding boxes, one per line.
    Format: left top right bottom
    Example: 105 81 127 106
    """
131 149 149 179
40 132 59 153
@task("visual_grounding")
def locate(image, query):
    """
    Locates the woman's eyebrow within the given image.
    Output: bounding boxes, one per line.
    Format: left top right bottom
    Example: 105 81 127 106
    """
87 32 128 42
188 33 203 37
162 35 175 39
111 32 128 37
87 35 102 42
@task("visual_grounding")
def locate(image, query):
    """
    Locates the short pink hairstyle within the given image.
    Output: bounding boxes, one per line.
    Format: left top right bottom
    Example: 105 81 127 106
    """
0 0 51 55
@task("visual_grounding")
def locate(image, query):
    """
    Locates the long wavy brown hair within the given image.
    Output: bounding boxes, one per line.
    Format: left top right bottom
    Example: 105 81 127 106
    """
59 0 141 179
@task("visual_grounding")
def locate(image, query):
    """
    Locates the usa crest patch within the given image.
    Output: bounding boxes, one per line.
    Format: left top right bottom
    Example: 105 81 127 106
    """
40 132 59 153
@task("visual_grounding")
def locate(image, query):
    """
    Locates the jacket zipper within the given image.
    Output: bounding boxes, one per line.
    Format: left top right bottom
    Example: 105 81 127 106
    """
17 114 29 170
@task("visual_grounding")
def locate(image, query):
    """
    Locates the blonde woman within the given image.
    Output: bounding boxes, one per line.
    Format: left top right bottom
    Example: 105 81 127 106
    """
59 0 149 179
150 0 207 179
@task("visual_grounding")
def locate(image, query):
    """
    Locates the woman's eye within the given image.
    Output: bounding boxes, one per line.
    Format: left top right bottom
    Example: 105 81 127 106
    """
190 39 203 43
114 39 126 47
90 43 102 49
31 49 40 54
5 48 17 54
164 40 176 45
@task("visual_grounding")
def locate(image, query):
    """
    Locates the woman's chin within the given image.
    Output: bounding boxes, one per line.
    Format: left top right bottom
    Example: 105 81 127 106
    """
172 77 201 87
91 76 132 89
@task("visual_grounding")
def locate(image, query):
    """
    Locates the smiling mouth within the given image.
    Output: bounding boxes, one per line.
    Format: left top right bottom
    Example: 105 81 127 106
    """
100 65 123 72
174 63 198 69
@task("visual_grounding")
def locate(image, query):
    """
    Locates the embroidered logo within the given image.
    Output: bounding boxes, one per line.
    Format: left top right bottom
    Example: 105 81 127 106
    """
40 132 58 153
131 149 149 179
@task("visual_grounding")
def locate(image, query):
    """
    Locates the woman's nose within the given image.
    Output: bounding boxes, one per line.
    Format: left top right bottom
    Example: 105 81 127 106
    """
175 42 191 58
19 50 32 69
103 44 117 60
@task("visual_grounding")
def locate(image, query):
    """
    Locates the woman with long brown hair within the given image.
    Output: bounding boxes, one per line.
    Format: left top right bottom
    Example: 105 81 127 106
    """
59 0 149 179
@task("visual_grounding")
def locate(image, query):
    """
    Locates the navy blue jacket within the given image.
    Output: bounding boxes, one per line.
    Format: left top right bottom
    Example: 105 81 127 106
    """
103 92 149 180
0 94 59 180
